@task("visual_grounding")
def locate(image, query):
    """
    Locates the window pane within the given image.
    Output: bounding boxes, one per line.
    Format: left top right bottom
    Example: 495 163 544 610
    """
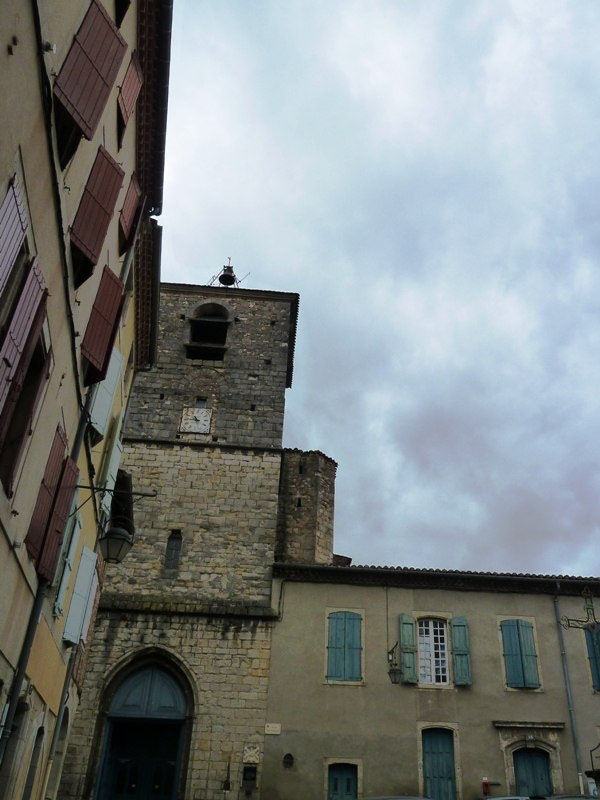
419 619 448 684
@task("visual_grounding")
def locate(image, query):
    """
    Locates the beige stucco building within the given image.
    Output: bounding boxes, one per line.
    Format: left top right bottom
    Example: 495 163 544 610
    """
0 2 171 798
263 564 600 800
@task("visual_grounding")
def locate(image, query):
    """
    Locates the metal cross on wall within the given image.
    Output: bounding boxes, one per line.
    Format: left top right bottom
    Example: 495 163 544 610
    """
560 588 599 630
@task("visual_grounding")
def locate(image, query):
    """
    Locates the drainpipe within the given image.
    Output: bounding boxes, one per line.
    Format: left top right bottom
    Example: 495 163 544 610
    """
553 593 585 793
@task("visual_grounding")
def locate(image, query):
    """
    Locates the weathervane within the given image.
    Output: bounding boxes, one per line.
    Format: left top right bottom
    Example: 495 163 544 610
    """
560 588 599 630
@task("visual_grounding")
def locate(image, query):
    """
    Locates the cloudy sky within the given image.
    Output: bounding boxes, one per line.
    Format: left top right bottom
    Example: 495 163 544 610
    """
160 0 600 577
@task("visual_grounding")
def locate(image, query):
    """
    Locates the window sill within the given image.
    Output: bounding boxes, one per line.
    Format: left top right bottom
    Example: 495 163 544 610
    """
504 686 544 692
324 679 365 687
415 683 454 690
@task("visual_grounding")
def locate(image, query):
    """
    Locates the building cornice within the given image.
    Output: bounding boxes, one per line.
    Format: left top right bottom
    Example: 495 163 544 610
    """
99 591 278 620
272 562 600 596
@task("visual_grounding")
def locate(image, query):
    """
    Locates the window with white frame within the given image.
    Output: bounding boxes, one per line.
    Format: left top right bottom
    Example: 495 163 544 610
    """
399 614 471 686
418 619 448 685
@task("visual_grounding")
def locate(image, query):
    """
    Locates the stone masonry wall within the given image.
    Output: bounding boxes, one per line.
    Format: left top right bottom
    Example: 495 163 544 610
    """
60 608 273 800
126 285 298 449
276 450 337 565
106 440 282 606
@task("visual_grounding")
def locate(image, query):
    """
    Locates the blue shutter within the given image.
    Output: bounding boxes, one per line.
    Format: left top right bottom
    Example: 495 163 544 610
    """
88 348 123 441
99 413 124 518
585 627 600 690
53 513 82 617
63 546 97 644
327 612 345 680
518 620 540 688
399 613 417 684
327 611 362 681
501 619 524 687
81 569 99 641
344 612 362 681
450 617 472 686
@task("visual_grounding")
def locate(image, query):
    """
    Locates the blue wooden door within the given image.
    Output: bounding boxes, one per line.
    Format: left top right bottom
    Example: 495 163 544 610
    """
423 728 457 800
514 748 552 797
328 764 357 800
100 720 181 799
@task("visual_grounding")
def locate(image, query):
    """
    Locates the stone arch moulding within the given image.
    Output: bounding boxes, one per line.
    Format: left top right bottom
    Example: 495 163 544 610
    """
494 721 565 795
100 644 199 713
83 646 197 800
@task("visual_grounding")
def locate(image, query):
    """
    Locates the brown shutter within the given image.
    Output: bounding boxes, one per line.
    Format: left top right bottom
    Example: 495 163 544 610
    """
0 176 28 294
0 260 47 439
118 52 143 128
37 456 80 582
70 146 125 267
25 426 68 561
119 174 142 245
53 0 127 140
81 266 124 381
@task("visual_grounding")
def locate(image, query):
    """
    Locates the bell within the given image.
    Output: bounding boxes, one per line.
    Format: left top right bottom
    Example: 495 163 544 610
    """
218 265 236 286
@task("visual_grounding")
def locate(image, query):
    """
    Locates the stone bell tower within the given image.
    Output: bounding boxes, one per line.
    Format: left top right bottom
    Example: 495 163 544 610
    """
61 276 336 800
112 280 300 606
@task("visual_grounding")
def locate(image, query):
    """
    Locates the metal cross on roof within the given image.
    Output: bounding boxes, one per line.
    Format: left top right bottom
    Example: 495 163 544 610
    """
560 588 599 630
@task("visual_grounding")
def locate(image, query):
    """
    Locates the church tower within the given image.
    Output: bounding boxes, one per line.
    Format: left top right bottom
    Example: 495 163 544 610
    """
61 278 336 800
109 281 300 607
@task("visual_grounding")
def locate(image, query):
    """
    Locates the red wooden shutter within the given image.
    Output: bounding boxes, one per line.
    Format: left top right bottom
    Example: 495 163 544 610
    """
0 260 47 438
53 0 127 140
119 174 142 244
70 146 125 266
118 52 143 127
25 426 68 560
37 456 80 582
0 176 28 294
81 266 124 379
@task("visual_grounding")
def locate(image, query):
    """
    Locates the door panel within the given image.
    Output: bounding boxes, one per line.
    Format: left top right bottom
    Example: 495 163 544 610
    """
328 763 357 800
100 720 181 800
423 728 457 800
514 748 552 797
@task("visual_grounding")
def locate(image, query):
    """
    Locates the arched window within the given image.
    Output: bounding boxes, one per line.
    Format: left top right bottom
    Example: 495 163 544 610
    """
185 303 230 361
165 530 182 570
22 726 44 800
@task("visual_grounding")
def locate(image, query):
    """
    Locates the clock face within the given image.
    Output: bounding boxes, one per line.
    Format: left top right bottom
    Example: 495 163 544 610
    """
180 406 212 433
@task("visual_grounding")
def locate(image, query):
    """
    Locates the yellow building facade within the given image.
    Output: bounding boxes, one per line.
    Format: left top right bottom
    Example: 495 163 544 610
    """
0 2 172 798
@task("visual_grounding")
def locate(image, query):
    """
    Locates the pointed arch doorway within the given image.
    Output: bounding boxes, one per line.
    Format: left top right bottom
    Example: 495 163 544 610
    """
97 666 188 800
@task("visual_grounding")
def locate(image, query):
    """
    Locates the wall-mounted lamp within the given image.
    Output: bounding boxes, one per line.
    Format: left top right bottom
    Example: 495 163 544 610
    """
77 471 157 564
98 526 133 563
388 642 402 684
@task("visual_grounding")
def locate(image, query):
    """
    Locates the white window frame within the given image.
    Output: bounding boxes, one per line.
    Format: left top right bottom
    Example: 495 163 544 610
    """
418 617 449 686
